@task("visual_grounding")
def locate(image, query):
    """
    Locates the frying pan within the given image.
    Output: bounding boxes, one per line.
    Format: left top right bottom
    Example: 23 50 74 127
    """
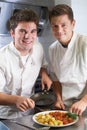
31 91 56 107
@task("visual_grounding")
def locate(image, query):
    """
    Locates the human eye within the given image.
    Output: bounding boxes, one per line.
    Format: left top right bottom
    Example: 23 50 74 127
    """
51 24 58 29
19 29 26 34
31 29 37 34
62 23 68 28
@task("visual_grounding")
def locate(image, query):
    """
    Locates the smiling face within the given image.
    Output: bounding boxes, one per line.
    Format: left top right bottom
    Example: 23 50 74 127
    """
50 14 75 46
10 21 37 55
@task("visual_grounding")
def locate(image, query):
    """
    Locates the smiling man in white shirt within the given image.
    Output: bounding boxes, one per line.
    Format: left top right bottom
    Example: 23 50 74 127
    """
0 9 52 119
49 4 87 115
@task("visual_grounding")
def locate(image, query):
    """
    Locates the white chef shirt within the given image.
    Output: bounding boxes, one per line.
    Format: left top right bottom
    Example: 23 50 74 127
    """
0 40 47 119
49 32 87 106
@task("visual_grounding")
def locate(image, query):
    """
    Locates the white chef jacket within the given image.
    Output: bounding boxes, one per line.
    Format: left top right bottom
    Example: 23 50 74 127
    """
49 32 87 106
0 40 47 119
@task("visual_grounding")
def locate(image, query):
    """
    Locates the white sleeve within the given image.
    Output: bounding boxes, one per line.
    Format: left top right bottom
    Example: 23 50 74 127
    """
0 69 6 92
41 50 48 68
48 47 58 81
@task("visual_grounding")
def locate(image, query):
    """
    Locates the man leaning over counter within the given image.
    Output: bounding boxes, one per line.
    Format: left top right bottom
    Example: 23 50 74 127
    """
0 9 52 119
48 4 87 116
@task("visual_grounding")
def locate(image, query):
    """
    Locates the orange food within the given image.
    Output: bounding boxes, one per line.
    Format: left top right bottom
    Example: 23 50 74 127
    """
49 111 74 125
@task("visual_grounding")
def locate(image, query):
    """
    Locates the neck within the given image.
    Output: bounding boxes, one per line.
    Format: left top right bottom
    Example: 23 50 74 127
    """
61 44 68 48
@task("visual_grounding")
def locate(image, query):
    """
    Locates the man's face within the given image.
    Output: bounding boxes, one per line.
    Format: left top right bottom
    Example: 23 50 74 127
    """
10 21 37 55
50 14 75 45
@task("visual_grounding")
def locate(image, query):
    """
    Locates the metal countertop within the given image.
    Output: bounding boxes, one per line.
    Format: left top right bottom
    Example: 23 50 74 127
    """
1 110 87 130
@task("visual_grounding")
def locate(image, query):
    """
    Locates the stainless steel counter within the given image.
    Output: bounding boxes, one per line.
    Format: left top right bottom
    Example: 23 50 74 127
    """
1 111 87 130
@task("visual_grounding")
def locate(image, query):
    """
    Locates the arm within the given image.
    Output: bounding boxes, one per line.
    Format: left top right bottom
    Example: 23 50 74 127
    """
0 64 35 112
0 92 35 112
52 81 65 110
40 67 52 90
70 94 87 115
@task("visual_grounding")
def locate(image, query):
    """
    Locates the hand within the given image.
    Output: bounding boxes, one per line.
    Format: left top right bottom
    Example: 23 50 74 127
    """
54 99 65 110
16 96 35 112
69 100 87 115
41 73 52 90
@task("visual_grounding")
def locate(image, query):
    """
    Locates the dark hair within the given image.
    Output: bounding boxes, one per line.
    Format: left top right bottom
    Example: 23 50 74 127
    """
49 4 74 22
8 9 39 31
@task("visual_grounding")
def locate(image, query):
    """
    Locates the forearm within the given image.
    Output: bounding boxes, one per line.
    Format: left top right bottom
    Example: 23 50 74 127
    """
39 67 52 90
40 67 47 77
81 94 87 105
0 92 18 106
0 92 35 112
53 81 65 110
52 81 62 101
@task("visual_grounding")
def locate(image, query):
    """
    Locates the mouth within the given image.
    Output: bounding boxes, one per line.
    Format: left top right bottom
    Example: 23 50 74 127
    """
57 34 66 39
22 40 32 45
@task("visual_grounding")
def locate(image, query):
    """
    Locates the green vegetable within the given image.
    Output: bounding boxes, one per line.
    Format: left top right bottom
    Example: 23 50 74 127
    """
67 112 78 120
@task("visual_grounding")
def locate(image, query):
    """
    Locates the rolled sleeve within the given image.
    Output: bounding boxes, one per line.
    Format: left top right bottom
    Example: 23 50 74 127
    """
0 69 6 92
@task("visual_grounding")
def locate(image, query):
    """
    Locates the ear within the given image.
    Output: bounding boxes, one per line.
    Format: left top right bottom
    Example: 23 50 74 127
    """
10 29 15 39
72 19 76 27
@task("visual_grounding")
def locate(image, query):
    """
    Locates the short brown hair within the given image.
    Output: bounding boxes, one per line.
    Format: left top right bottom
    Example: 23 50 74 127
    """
8 9 39 31
49 4 74 22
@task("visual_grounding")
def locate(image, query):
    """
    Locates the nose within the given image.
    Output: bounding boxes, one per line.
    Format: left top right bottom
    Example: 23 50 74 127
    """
24 32 32 39
56 26 63 33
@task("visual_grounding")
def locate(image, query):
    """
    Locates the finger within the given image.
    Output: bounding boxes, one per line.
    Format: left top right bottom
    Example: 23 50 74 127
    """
18 104 27 112
47 81 52 91
60 103 65 110
22 100 29 108
19 107 25 112
69 106 77 114
27 99 35 108
41 81 45 90
79 110 83 116
72 108 77 113
55 103 64 110
69 107 73 113
74 108 82 116
47 84 51 90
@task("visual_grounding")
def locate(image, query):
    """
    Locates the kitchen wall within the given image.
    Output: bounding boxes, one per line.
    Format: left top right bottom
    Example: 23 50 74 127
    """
71 0 87 35
0 0 87 59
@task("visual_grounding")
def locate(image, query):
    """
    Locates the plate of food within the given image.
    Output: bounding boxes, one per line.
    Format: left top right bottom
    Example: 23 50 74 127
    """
33 110 78 127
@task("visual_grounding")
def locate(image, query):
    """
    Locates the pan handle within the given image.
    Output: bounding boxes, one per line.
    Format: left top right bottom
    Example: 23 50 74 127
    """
42 85 49 94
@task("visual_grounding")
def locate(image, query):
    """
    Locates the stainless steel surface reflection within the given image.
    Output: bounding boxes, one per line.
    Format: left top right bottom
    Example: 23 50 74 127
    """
1 110 87 130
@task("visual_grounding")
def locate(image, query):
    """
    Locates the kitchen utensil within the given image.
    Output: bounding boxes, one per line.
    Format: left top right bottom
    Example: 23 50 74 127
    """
31 91 56 107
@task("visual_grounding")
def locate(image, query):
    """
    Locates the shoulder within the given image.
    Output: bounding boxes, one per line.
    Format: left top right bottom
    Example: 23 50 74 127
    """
0 44 9 56
76 33 87 45
49 40 58 49
34 40 43 50
0 43 12 63
75 34 87 58
0 42 12 53
49 40 59 54
33 40 44 56
75 34 87 53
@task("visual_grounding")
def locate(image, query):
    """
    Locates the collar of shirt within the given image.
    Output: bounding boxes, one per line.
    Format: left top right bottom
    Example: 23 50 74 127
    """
58 32 78 49
68 32 78 49
9 42 35 66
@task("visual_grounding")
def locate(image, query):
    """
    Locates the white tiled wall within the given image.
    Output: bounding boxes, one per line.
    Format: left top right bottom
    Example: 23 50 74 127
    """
71 0 87 35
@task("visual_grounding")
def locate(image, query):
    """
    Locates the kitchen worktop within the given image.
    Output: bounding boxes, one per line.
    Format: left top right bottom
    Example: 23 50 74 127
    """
1 110 87 130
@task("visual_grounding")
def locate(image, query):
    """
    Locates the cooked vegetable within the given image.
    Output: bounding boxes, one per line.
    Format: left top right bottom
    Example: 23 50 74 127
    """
35 111 77 126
